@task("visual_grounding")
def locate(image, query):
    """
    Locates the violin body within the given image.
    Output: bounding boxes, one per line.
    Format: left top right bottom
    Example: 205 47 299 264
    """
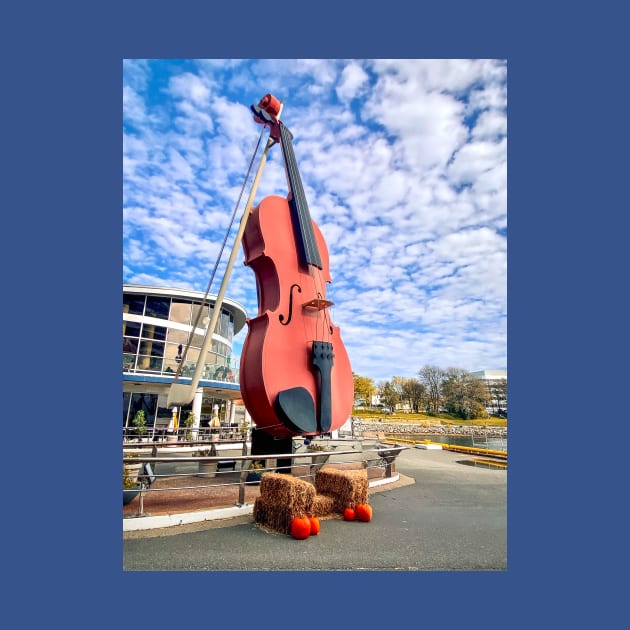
240 194 354 438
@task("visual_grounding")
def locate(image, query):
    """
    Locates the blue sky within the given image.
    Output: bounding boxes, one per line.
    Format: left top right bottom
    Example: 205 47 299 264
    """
123 59 507 382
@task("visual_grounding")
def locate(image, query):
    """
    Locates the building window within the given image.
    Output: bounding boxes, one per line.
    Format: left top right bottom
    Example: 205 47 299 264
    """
122 288 242 377
145 297 170 320
123 392 158 428
170 300 192 325
141 323 167 341
123 295 145 315
123 321 141 338
139 340 165 358
190 302 213 330
166 328 189 345
123 337 138 353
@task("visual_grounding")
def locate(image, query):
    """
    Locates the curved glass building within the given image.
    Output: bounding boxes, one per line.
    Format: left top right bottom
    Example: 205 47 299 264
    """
123 284 248 434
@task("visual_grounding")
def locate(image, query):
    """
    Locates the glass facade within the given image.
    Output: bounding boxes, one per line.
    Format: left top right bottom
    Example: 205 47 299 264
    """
122 286 246 429
123 391 193 431
123 289 240 378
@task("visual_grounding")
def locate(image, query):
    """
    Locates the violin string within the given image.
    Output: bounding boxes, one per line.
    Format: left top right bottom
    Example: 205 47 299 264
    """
279 123 322 269
173 127 266 382
278 120 332 347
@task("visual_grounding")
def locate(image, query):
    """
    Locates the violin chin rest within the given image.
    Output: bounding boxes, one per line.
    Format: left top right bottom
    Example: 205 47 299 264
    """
275 387 318 434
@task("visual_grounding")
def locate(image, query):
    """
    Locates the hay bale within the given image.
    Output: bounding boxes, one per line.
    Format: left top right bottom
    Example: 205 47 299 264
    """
253 496 268 523
253 496 307 534
259 472 315 513
315 468 368 512
311 493 336 517
254 473 318 534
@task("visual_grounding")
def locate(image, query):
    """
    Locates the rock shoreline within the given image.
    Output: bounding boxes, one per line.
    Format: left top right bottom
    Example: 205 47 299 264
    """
352 417 507 439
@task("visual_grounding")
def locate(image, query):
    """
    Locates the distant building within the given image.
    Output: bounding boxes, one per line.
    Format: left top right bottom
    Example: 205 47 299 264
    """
471 369 507 416
123 284 248 434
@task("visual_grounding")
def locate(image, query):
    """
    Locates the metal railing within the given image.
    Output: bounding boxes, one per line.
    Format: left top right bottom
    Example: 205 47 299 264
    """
123 443 408 517
123 358 239 384
123 425 249 443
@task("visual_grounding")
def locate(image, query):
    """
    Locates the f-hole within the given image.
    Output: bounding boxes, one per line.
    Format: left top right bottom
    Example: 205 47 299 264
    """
279 283 302 326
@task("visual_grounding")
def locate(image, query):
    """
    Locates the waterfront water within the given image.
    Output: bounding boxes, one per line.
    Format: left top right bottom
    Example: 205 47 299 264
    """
388 433 508 451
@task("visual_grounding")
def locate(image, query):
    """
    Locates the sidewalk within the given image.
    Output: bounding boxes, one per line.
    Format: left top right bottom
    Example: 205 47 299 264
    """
123 447 507 571
123 461 397 531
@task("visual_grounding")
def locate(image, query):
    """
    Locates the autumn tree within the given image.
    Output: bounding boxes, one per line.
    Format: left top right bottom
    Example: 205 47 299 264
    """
390 376 405 398
418 365 446 414
377 380 400 410
400 377 427 412
441 368 490 419
388 376 426 412
353 373 376 407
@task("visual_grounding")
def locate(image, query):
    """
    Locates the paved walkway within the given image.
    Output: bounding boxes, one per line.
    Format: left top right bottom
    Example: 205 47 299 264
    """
123 447 507 571
123 459 394 530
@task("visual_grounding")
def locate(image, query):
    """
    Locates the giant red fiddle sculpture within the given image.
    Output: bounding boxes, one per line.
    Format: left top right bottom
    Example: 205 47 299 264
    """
239 94 354 439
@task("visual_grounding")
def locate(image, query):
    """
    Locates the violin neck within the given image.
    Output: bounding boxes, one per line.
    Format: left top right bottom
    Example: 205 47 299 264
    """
278 123 323 270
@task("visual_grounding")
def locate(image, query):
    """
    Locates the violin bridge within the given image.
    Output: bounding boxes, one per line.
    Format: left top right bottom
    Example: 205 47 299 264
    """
302 298 334 311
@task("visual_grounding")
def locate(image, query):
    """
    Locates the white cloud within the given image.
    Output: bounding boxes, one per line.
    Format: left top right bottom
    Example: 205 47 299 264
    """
122 86 147 127
336 61 370 101
123 59 508 381
447 138 507 187
472 108 507 141
168 72 211 107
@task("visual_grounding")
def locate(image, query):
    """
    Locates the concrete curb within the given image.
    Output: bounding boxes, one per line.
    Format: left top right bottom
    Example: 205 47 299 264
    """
123 474 400 532
123 503 255 532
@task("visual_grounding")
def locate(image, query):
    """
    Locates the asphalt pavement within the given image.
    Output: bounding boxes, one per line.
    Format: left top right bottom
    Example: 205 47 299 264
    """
123 446 507 571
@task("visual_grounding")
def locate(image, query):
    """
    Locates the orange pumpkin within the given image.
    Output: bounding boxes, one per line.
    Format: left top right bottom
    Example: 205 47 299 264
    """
343 507 356 521
290 515 312 539
355 503 373 522
308 516 320 535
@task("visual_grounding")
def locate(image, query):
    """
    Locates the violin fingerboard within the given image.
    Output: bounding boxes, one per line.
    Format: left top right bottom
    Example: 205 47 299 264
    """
279 123 323 270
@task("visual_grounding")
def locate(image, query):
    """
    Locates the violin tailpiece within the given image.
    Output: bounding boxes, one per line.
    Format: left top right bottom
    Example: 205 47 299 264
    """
274 387 318 434
312 341 334 433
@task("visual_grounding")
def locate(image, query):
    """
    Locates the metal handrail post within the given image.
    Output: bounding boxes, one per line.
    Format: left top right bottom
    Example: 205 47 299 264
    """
137 482 146 517
237 469 248 506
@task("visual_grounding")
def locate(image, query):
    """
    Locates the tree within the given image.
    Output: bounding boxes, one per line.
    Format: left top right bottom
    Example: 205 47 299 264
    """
400 377 427 412
388 376 426 412
418 365 446 413
133 409 147 435
441 368 490 420
390 376 405 400
353 373 376 407
378 380 400 411
184 411 196 440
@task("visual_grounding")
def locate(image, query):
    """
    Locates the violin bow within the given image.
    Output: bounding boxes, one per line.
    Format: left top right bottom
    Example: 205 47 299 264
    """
167 96 283 408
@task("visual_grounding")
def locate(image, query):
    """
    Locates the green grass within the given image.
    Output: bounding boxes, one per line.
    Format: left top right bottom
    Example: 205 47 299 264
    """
352 409 507 428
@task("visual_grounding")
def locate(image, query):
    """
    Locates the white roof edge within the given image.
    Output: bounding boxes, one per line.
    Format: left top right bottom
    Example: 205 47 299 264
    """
123 284 248 334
